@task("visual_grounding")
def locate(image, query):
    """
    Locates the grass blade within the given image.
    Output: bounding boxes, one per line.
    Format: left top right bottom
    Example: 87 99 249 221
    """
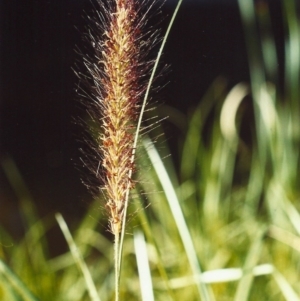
134 230 155 301
165 264 274 289
273 269 300 301
0 258 40 301
143 137 212 301
134 190 176 300
234 226 267 301
55 213 101 301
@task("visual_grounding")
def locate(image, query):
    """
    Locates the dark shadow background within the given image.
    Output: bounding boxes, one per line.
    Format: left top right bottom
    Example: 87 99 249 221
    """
0 0 283 239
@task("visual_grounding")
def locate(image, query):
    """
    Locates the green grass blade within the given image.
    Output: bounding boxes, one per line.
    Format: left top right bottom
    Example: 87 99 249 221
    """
0 258 40 301
134 230 155 301
143 137 212 301
180 78 227 180
283 0 300 108
233 226 267 301
268 225 300 253
237 0 265 89
165 264 274 288
273 269 300 301
55 213 101 301
134 190 176 300
282 199 300 235
1 157 40 227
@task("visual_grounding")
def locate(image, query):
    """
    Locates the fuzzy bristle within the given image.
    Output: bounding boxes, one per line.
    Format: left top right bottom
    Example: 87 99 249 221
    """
85 0 149 234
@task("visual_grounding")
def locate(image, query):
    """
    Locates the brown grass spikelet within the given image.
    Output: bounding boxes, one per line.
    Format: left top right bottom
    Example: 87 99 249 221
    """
100 0 140 235
79 0 159 235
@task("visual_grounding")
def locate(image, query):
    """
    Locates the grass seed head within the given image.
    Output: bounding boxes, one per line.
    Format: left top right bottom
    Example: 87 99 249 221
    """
81 0 157 234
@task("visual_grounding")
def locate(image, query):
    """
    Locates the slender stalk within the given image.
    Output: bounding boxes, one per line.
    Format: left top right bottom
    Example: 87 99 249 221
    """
114 232 120 301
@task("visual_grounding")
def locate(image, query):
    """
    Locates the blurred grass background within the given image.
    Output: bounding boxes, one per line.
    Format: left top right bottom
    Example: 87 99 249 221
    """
1 0 300 300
